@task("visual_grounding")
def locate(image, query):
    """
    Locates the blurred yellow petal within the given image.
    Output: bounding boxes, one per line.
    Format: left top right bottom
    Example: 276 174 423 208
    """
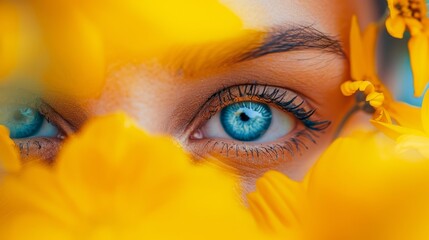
350 16 364 81
389 101 423 130
305 131 429 239
71 0 250 59
386 16 406 39
0 113 269 239
409 34 429 97
396 134 429 158
248 171 302 233
0 126 20 172
371 120 425 140
421 90 429 133
251 130 429 239
29 0 105 98
0 1 21 80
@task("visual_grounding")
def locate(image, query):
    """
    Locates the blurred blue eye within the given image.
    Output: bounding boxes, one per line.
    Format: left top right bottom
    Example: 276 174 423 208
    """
221 102 272 141
0 106 59 139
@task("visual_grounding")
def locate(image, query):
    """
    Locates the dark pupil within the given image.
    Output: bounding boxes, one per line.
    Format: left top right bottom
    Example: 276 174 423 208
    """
239 112 250 122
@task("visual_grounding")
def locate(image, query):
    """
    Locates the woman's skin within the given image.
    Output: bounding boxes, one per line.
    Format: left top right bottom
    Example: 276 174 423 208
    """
9 0 378 192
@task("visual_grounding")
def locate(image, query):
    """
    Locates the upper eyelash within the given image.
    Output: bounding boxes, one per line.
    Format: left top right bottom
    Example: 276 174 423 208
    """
206 83 331 131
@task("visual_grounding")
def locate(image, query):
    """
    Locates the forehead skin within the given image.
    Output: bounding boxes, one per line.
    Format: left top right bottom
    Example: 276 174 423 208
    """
221 0 375 53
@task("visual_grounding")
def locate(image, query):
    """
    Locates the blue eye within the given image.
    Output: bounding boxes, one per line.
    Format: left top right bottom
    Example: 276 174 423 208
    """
0 106 59 139
220 102 272 141
201 100 295 143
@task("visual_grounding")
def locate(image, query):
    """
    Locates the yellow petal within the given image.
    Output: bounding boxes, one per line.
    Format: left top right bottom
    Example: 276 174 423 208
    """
373 107 392 124
0 126 20 172
409 34 429 97
371 120 425 140
350 16 365 81
396 134 429 158
366 91 384 108
362 23 378 78
71 0 249 58
340 80 374 96
421 89 429 133
389 101 424 130
0 1 21 80
385 16 406 39
29 0 105 98
305 131 429 239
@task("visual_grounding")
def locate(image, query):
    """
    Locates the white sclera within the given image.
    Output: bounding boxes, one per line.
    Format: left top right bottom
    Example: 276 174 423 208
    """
32 118 59 138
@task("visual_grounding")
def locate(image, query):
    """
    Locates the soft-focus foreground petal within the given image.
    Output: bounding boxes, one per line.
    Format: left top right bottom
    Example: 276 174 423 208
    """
0 126 20 172
305 131 429 240
69 0 263 76
28 0 105 98
388 101 423 130
396 134 429 158
408 33 429 97
251 130 429 240
0 1 21 80
72 0 248 54
371 120 424 140
421 89 429 133
0 113 270 240
248 171 302 238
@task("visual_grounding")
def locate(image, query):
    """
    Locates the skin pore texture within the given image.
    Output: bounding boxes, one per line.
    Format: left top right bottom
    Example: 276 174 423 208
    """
8 0 377 193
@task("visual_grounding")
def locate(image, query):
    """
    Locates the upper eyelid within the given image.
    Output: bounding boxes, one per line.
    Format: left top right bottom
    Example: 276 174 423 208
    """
37 101 75 136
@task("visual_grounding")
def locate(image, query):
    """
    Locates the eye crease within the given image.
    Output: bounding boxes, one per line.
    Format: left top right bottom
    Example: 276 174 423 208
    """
186 84 331 168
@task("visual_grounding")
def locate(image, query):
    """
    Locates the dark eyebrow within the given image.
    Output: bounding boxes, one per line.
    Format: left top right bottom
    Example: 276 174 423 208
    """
239 25 345 61
163 26 345 76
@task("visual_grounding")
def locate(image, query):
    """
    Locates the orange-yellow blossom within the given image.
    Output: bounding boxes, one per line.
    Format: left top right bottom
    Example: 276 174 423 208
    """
249 131 429 240
341 16 393 123
0 113 272 240
386 0 429 96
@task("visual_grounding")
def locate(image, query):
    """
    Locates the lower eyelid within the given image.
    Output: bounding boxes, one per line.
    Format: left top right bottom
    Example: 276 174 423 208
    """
186 126 322 169
14 137 62 163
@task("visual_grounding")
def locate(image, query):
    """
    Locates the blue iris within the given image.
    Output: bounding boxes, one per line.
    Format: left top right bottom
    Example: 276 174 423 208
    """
3 107 44 139
220 101 272 141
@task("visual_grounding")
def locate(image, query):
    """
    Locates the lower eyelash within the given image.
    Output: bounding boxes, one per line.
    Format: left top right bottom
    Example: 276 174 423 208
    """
202 128 321 166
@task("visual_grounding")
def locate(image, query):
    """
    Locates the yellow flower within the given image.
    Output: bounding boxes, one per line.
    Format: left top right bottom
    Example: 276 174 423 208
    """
0 113 269 239
373 89 429 158
341 16 393 123
249 131 429 240
386 0 429 96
